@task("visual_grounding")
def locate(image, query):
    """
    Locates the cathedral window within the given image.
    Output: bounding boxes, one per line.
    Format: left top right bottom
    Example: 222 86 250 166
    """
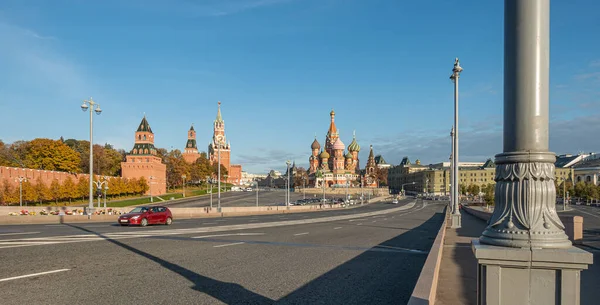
143 135 147 140
138 135 141 140
144 149 149 154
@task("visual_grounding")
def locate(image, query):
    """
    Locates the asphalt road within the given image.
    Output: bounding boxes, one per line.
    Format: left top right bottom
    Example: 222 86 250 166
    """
156 189 339 208
558 203 600 305
0 199 445 305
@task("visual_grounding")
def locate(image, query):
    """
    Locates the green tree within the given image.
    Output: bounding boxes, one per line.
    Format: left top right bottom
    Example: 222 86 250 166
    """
483 183 495 205
459 184 467 195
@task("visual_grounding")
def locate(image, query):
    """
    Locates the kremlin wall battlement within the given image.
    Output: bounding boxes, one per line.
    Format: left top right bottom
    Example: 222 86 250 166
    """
0 166 115 187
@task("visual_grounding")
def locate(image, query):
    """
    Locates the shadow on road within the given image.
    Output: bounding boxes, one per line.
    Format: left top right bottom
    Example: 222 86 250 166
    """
276 208 445 305
64 203 445 305
64 223 275 304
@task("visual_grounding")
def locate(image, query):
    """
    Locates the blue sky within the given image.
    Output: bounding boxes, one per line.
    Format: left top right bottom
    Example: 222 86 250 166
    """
1 0 599 174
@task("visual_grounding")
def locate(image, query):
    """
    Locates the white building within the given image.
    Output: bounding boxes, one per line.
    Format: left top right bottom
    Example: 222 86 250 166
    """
240 171 268 185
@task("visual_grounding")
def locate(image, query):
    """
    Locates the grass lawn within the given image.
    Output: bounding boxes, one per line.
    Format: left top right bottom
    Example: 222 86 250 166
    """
106 186 230 208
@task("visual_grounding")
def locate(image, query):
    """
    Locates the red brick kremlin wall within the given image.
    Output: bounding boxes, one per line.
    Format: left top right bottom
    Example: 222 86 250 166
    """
0 166 116 187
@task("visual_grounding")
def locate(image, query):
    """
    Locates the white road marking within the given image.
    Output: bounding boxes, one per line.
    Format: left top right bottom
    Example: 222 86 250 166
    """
213 242 245 248
82 225 108 228
0 201 419 250
215 220 227 222
572 207 600 220
372 221 377 223
203 222 217 225
0 269 70 282
294 232 309 236
383 218 388 221
45 225 64 227
334 227 342 230
192 233 265 239
357 223 363 226
0 232 40 236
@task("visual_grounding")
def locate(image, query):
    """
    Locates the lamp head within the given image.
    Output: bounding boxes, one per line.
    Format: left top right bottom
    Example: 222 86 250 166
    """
94 105 102 115
81 101 89 112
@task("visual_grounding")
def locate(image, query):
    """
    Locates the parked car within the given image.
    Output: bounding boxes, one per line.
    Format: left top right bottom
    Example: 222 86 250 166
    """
118 206 173 226
392 199 399 204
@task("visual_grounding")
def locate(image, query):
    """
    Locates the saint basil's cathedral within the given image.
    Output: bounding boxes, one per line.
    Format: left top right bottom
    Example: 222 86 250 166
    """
308 110 378 188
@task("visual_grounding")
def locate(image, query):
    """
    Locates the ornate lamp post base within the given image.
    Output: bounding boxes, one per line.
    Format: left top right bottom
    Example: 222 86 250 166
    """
480 152 571 249
450 213 462 229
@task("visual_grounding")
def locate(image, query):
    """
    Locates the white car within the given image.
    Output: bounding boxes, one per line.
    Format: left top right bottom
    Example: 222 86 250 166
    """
392 199 399 204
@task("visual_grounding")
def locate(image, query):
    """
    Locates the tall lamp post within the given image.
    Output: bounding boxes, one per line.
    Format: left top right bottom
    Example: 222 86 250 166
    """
81 97 102 218
182 175 186 198
401 182 415 196
217 145 221 212
92 178 108 209
286 160 291 209
148 176 154 203
450 58 463 228
16 177 27 207
255 178 259 207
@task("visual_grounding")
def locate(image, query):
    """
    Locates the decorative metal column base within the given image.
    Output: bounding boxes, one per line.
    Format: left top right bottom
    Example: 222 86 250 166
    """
480 152 571 249
472 239 591 305
451 213 462 228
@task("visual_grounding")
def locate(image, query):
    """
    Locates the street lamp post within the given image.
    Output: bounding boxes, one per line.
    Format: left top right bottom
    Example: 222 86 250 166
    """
16 177 27 207
103 185 108 209
92 178 108 209
361 178 364 205
182 175 186 198
322 178 326 204
81 97 102 218
401 182 415 197
255 178 259 207
286 160 291 209
450 59 462 228
148 176 154 203
217 145 221 212
303 177 306 200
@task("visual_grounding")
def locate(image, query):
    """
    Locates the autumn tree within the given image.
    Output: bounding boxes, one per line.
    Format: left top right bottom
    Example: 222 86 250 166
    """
190 153 212 184
375 167 388 187
77 176 89 201
33 177 50 205
61 177 77 203
163 149 190 189
49 179 61 204
21 139 80 172
138 177 150 194
293 167 308 188
2 179 18 205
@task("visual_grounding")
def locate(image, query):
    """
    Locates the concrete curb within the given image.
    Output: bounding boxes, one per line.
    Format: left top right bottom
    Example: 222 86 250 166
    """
407 205 448 305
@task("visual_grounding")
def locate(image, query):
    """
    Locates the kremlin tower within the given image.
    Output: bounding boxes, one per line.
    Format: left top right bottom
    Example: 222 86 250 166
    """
121 116 167 195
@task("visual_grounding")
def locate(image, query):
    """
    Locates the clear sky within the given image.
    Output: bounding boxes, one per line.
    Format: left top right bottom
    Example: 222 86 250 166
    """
1 0 599 174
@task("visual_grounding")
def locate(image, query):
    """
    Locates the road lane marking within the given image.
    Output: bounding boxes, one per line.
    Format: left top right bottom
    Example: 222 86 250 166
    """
213 242 245 248
0 232 40 236
372 221 377 223
0 269 70 282
45 225 64 227
357 223 363 226
193 233 265 239
294 232 309 236
572 207 600 220
203 222 217 225
0 201 419 250
334 227 342 230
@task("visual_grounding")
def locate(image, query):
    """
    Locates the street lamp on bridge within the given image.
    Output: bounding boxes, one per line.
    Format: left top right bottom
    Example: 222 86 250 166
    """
449 58 462 228
80 97 102 218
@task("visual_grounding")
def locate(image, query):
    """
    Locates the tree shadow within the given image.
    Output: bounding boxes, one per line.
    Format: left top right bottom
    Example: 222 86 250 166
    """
64 223 275 304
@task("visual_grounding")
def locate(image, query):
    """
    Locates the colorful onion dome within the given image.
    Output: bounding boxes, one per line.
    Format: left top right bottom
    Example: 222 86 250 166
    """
348 136 360 152
345 151 353 159
320 150 330 159
311 138 320 150
332 138 345 150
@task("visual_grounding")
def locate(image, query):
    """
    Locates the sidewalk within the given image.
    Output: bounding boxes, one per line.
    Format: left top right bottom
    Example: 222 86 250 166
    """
435 210 487 305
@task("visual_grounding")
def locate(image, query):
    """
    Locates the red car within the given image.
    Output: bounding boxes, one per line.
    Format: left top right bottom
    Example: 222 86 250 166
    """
118 206 173 226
